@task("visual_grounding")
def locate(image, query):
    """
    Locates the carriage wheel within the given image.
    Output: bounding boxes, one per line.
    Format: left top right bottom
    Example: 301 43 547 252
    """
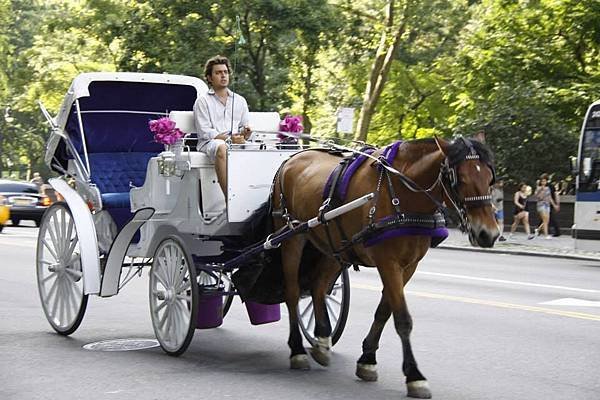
36 202 88 335
298 268 350 347
149 236 198 356
197 271 234 317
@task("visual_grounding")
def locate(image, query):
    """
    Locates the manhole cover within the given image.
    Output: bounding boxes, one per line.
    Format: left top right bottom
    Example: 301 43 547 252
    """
83 338 160 352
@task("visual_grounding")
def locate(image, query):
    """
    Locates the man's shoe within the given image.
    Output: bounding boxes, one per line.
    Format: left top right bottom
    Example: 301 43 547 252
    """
498 236 507 242
527 234 535 240
534 228 540 236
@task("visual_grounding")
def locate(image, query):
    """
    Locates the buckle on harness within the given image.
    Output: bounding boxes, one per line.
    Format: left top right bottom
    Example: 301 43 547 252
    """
264 233 281 250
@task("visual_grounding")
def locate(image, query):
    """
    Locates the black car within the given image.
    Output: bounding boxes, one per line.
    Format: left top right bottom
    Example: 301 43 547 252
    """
0 179 51 226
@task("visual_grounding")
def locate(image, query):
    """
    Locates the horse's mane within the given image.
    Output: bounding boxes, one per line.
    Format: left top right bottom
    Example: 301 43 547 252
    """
395 137 493 166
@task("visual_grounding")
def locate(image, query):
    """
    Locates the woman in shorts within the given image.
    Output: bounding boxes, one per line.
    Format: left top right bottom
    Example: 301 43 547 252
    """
508 183 534 240
534 173 556 239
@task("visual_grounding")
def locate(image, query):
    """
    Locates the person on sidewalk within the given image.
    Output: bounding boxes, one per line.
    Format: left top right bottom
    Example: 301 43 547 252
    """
534 173 557 240
508 183 535 240
548 175 561 236
491 179 506 241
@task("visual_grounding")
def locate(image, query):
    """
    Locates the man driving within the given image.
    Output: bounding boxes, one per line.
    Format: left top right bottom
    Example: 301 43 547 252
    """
193 55 252 196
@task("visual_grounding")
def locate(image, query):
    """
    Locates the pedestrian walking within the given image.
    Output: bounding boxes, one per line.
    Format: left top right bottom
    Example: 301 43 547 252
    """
534 173 557 239
491 179 506 241
508 183 535 240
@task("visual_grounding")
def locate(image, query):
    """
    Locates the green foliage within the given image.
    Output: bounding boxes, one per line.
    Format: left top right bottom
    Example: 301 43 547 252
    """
0 0 596 186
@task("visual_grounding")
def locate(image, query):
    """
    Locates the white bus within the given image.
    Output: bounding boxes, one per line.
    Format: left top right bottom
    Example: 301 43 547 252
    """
573 100 600 250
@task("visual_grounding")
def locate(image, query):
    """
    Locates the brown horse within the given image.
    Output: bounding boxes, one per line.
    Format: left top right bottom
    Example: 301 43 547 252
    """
271 136 498 399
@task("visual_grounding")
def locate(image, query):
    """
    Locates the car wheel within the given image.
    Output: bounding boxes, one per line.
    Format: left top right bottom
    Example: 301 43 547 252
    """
11 218 20 226
0 224 4 233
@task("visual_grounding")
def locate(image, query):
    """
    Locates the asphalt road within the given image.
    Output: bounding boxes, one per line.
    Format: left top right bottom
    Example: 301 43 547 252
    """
1 224 600 400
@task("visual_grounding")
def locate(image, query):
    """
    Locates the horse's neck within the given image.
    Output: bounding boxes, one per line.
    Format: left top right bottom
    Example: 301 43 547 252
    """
400 147 445 184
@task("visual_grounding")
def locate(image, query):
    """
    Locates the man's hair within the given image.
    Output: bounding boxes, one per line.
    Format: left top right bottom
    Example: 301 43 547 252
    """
204 55 231 82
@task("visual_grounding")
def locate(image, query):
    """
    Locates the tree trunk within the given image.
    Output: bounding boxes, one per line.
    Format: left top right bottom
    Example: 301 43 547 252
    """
354 1 408 142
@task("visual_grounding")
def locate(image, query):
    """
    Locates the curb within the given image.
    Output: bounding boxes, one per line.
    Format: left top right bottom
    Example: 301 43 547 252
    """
437 244 600 262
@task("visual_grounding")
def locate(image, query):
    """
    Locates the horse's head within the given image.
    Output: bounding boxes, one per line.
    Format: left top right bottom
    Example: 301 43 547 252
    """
434 136 499 248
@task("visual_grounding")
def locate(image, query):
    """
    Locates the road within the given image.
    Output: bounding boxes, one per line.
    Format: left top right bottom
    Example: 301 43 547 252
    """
1 224 599 400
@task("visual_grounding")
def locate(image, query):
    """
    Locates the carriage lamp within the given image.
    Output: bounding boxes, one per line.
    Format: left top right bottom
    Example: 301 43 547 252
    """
158 150 176 177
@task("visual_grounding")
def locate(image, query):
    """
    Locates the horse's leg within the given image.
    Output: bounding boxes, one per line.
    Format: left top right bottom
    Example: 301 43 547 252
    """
308 256 341 366
356 293 392 382
282 235 310 370
382 262 432 399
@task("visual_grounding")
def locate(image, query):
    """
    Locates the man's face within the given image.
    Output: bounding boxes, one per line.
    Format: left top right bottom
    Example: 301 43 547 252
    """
208 63 229 89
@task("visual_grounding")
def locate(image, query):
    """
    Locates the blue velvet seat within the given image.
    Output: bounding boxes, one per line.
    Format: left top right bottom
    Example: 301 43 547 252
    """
88 152 157 235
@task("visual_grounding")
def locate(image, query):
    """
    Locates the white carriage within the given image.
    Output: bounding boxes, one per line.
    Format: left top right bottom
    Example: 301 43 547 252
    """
36 72 350 355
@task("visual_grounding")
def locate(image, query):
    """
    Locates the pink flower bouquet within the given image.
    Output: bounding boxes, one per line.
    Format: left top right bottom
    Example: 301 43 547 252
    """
278 115 303 143
149 117 184 145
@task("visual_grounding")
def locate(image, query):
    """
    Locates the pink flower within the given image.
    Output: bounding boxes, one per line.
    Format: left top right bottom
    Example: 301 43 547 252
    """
149 117 184 145
278 115 303 141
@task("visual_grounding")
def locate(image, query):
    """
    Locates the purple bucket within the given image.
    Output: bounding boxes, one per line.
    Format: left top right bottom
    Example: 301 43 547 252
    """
245 301 281 325
196 293 223 329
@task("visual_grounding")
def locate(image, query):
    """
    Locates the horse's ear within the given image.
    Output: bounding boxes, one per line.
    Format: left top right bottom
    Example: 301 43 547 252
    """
434 135 450 156
473 130 486 143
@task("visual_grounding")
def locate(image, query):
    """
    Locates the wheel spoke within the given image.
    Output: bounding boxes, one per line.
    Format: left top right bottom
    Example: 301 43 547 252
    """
60 208 67 254
42 238 59 261
65 267 83 280
47 218 61 256
300 301 314 319
157 256 170 285
41 271 58 284
326 300 339 322
65 236 79 261
326 295 342 307
155 300 168 313
158 305 169 329
152 267 168 289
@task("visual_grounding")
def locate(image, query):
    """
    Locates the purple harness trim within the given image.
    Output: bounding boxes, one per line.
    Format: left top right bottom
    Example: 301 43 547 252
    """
323 147 375 200
322 141 402 201
321 140 447 248
364 227 449 248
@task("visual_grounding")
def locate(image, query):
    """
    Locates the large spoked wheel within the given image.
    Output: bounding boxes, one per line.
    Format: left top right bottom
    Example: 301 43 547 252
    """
299 268 350 347
197 270 234 317
36 202 88 335
149 236 198 356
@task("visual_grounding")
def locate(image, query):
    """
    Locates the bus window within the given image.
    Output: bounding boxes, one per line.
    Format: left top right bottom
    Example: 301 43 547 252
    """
579 128 600 191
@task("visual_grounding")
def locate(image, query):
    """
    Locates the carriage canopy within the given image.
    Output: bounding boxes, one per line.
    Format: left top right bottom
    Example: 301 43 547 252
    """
45 72 208 171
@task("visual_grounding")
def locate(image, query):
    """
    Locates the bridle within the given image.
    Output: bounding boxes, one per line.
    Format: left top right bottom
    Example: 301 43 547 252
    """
439 137 496 232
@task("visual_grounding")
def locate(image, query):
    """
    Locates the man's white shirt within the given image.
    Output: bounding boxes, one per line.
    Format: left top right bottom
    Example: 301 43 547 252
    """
193 88 249 146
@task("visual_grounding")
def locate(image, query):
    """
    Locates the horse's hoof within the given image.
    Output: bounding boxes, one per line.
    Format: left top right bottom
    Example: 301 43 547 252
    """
407 380 432 399
355 362 378 382
309 346 330 366
309 337 331 367
310 337 331 367
290 354 310 370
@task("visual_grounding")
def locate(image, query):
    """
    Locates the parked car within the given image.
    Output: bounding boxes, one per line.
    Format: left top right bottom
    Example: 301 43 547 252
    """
0 194 9 232
0 179 52 226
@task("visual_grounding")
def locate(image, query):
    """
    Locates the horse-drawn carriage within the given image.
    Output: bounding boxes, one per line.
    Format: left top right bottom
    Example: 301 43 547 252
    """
37 72 499 398
36 72 351 354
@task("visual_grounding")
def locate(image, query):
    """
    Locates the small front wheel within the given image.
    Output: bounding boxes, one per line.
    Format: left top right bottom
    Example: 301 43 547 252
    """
36 202 88 335
149 236 198 356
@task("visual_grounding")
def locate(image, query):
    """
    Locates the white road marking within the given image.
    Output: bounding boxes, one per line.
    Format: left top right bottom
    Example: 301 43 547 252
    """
540 298 600 307
417 271 600 294
351 282 600 322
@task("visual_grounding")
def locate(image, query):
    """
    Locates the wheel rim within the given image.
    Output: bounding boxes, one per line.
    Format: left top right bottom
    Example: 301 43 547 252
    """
150 239 196 353
36 204 86 333
298 269 349 346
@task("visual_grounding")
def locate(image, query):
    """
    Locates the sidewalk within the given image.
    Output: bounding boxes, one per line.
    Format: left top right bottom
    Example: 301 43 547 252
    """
439 229 600 261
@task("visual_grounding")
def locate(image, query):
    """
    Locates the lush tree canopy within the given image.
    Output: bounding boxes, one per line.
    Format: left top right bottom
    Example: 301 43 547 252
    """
1 0 598 186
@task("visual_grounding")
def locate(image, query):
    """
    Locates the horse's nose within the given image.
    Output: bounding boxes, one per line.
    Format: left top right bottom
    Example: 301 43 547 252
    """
477 229 497 248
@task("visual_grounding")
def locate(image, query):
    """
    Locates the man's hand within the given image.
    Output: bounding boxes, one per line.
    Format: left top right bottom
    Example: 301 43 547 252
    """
231 134 246 144
240 126 252 140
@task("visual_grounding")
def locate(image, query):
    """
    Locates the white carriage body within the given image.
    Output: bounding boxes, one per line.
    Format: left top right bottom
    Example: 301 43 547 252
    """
43 72 300 296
